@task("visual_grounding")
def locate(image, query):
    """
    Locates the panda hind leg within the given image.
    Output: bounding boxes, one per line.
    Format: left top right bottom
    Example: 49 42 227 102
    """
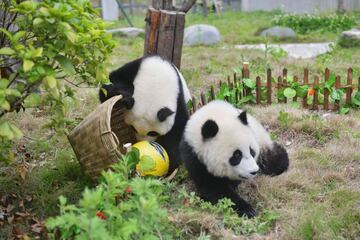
258 142 289 176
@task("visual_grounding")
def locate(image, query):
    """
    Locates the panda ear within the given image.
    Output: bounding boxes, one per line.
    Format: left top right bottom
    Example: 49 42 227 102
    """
238 111 248 125
123 96 135 109
201 120 218 140
157 107 174 122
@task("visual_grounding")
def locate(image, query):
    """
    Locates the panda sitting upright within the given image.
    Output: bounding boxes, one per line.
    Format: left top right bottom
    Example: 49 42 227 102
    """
180 100 289 218
99 55 191 173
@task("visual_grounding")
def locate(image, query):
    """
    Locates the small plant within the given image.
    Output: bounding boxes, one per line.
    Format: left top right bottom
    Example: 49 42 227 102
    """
46 149 175 239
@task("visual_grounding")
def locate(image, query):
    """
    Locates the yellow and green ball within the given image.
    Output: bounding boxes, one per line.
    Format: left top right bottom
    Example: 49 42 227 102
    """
133 141 169 176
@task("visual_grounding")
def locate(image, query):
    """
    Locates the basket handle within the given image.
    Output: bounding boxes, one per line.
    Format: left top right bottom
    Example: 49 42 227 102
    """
101 130 120 151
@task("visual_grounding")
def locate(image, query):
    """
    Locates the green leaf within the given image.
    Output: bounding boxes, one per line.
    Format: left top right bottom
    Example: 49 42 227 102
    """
0 100 10 111
331 89 341 101
32 48 43 58
24 93 41 107
0 47 15 55
23 60 34 72
243 78 256 89
39 7 50 16
0 79 9 89
296 85 309 98
339 106 350 115
0 122 14 139
9 124 23 139
44 76 57 89
138 155 156 172
13 31 25 42
65 31 78 43
5 89 21 97
55 55 75 75
283 88 297 98
33 18 43 26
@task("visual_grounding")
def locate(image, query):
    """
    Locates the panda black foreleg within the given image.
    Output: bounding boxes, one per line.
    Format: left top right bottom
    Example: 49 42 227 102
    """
198 182 256 218
258 142 289 176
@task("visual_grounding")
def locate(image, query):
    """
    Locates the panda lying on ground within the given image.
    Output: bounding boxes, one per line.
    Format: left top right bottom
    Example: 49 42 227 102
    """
180 100 289 218
99 55 191 173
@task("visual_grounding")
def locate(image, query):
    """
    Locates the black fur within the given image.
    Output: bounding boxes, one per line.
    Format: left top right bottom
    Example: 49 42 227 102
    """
98 56 189 173
201 120 219 140
99 57 143 103
157 63 189 173
258 142 289 176
123 96 135 109
157 107 174 122
238 111 248 125
180 140 256 218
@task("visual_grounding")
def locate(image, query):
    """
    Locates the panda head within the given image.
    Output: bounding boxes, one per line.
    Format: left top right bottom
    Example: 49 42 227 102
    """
122 56 180 141
184 101 260 180
125 101 175 141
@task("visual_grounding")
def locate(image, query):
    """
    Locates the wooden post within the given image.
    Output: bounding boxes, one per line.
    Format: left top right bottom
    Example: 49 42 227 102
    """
172 12 185 68
303 68 309 108
283 68 287 103
293 76 298 102
144 8 161 56
267 68 272 105
234 73 239 104
256 76 261 104
324 68 330 111
242 62 249 96
156 10 177 62
210 85 215 100
191 96 196 113
277 76 282 103
200 91 206 105
312 75 319 110
144 0 195 69
346 68 353 105
334 76 341 111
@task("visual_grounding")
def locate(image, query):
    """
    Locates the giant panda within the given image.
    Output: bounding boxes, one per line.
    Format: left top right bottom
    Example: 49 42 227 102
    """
180 100 289 218
99 55 191 172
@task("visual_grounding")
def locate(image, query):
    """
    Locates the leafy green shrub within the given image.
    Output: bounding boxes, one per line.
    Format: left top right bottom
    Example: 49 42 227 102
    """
273 14 356 34
0 0 116 162
46 149 175 239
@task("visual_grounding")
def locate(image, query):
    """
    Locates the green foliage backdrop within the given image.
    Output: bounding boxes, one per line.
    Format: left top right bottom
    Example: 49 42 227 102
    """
0 0 116 162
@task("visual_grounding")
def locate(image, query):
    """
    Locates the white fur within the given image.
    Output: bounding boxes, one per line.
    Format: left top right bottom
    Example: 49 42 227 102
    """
184 101 273 180
176 67 192 103
124 56 185 140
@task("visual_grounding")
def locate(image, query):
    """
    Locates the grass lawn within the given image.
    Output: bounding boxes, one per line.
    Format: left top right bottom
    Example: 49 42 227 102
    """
1 10 359 239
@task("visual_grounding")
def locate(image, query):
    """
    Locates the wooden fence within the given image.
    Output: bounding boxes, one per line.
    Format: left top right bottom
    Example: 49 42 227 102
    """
190 64 360 113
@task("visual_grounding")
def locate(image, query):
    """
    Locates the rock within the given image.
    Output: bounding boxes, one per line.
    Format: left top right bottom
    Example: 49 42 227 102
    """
260 26 296 38
106 27 144 38
184 24 221 46
339 29 360 48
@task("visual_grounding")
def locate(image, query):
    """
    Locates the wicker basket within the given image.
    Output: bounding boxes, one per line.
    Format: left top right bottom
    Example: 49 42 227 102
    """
68 95 136 181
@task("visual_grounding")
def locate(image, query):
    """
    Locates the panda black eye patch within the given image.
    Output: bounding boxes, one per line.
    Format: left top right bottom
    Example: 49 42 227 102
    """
229 150 242 166
147 131 160 137
250 147 256 158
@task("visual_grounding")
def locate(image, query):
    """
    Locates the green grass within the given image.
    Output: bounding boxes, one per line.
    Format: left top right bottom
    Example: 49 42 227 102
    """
1 10 360 239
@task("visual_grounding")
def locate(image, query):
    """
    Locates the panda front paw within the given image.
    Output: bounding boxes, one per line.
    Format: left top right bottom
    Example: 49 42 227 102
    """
235 203 256 218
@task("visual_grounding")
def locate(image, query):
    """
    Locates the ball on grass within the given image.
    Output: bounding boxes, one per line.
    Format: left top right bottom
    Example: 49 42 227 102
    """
132 141 169 177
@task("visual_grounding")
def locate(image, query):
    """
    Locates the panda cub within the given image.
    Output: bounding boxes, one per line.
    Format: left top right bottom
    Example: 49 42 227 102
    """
180 100 289 217
99 55 191 172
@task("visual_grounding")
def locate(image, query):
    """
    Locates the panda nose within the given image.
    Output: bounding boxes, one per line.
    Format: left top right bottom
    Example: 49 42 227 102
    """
250 171 258 176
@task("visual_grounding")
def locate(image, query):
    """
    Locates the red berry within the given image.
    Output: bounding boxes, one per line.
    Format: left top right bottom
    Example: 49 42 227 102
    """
125 186 132 194
96 211 107 220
